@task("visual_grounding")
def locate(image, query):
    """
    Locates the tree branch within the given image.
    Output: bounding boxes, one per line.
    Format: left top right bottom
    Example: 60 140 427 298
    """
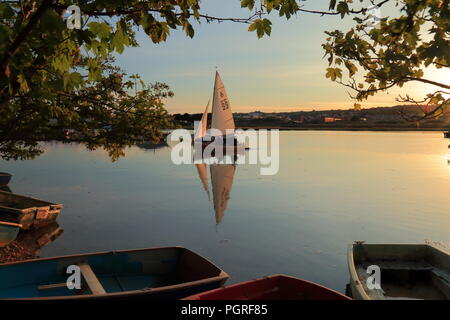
404 77 450 90
297 0 391 16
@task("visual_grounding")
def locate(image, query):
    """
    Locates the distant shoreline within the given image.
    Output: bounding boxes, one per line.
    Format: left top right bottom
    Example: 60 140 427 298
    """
183 126 449 132
238 126 448 132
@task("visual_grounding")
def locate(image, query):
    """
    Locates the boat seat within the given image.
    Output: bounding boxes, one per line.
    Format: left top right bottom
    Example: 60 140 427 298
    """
362 261 433 271
79 262 106 295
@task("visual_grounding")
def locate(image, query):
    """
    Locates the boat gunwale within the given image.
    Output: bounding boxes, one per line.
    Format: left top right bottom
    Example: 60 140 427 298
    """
347 242 450 300
347 243 372 300
183 274 351 300
0 190 63 209
0 246 229 300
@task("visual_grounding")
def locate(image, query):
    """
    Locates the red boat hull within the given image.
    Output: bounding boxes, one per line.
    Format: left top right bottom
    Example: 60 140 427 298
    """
183 274 351 300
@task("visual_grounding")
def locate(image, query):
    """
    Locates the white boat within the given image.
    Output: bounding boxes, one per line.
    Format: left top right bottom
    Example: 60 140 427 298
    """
193 72 239 147
348 242 450 300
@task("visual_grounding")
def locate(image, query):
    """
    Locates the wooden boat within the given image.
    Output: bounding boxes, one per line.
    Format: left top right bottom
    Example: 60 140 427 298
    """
348 242 450 300
183 274 351 300
0 173 12 186
0 191 63 230
0 246 229 300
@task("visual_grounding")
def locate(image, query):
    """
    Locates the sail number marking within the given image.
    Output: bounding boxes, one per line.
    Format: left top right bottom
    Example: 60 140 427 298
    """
221 99 229 111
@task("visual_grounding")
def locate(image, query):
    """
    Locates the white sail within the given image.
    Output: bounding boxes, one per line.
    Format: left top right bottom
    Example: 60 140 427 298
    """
195 163 210 201
210 164 236 224
211 71 235 136
194 100 210 141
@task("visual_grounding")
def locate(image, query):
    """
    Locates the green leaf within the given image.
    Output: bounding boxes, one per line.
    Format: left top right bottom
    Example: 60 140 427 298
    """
248 20 258 32
325 67 342 81
0 3 14 19
329 0 337 10
241 0 255 10
248 19 272 38
336 1 349 18
88 22 112 40
17 74 29 92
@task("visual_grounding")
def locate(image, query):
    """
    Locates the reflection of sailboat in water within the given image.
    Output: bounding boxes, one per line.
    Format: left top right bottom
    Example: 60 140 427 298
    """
195 162 236 225
210 164 236 225
195 163 211 201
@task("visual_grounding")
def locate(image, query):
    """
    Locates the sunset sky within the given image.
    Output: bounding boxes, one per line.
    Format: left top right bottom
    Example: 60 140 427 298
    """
115 0 448 114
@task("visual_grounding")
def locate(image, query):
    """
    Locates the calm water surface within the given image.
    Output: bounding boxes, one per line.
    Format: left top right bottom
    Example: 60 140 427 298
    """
1 131 449 292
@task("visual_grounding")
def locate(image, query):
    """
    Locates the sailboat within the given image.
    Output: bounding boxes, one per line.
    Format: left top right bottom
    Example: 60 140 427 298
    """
193 71 242 148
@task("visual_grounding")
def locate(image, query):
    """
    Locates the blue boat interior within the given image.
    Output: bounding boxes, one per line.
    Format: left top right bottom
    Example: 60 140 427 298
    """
0 248 210 298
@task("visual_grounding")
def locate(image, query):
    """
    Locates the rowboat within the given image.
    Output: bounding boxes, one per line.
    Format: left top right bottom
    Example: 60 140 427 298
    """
0 246 229 300
183 274 351 300
348 242 450 300
0 191 63 230
0 173 12 186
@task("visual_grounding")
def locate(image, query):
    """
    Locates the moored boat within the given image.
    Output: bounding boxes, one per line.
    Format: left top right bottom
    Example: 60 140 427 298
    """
192 72 247 150
348 242 450 300
0 173 12 186
444 131 450 138
0 191 63 230
183 274 351 300
0 246 229 300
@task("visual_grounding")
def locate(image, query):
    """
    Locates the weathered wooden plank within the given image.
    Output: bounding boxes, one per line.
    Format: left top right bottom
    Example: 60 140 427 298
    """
79 263 106 295
0 220 22 228
37 282 68 290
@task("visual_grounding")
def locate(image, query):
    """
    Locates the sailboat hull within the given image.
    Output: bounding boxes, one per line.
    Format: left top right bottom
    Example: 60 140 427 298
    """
191 137 248 150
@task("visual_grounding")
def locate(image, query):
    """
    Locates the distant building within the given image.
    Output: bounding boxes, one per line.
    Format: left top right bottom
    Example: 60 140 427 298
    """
323 117 343 123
